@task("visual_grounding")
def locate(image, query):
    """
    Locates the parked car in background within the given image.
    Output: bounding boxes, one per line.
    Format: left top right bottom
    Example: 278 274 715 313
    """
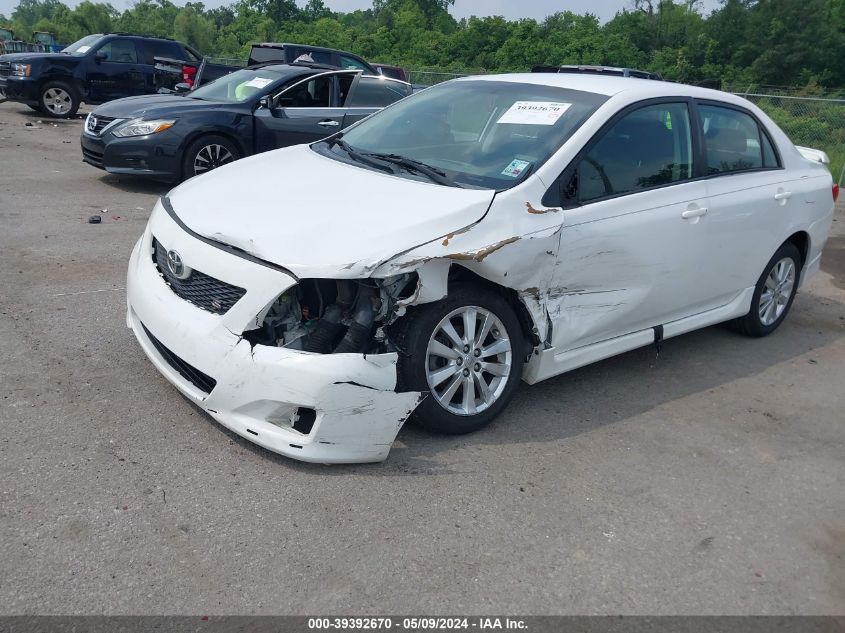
0 33 201 117
373 63 408 82
125 69 836 463
186 42 381 90
81 64 412 181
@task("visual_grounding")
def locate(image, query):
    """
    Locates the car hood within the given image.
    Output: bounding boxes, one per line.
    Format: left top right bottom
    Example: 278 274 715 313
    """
167 144 496 279
92 94 221 118
0 52 65 63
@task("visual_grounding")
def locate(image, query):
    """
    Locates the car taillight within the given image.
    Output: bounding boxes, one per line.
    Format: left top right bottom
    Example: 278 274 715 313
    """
182 65 197 88
833 183 840 202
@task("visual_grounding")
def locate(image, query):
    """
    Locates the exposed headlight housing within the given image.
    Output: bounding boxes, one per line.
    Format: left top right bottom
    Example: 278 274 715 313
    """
113 119 175 138
11 63 31 77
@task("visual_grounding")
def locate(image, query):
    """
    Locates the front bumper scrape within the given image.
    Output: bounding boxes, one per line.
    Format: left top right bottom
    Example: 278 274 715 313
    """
127 201 424 463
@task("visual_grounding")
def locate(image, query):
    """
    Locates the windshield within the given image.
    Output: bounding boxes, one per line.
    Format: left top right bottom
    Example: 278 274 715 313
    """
333 80 607 189
190 68 284 103
62 34 102 55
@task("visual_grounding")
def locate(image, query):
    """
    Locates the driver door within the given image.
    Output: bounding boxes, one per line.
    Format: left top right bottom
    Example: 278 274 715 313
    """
253 71 358 153
544 100 712 352
86 38 145 102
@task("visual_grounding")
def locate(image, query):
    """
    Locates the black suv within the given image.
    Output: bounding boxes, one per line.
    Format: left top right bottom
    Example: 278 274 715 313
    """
0 33 201 118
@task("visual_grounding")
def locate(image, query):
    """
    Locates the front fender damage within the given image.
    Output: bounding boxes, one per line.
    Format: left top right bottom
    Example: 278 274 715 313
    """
235 220 561 461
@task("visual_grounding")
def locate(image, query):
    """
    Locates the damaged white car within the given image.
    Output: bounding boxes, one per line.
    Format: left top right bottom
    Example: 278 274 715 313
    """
127 69 837 463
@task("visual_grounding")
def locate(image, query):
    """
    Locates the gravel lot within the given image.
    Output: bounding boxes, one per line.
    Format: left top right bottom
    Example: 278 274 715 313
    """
1 101 843 615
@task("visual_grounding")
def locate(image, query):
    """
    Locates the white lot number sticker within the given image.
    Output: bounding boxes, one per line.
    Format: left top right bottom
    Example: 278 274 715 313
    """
244 77 274 89
76 46 91 53
498 101 572 125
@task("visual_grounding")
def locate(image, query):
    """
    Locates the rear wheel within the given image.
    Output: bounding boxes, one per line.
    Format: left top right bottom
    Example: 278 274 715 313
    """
393 285 524 434
182 135 240 181
39 81 79 118
732 242 801 337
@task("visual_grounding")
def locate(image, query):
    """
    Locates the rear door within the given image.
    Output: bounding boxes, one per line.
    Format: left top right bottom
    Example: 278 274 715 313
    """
692 101 801 304
86 38 145 101
139 39 185 92
253 71 358 152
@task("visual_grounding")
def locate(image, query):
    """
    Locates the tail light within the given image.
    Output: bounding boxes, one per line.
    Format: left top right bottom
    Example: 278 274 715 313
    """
834 183 840 202
182 65 197 88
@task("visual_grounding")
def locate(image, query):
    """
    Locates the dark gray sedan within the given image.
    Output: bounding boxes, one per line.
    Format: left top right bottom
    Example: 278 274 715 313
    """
80 63 411 182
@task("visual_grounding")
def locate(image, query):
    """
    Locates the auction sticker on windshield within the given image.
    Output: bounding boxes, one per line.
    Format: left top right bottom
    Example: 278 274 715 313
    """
497 101 571 125
244 77 274 89
501 159 531 177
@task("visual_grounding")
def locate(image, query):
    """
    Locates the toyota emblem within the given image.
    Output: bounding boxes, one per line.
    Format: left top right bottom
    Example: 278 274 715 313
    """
166 249 192 280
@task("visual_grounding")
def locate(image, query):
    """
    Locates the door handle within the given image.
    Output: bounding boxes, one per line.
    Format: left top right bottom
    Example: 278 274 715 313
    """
681 207 707 220
774 191 792 200
317 120 340 127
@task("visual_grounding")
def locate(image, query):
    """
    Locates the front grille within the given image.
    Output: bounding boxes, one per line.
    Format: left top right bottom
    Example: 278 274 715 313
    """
152 237 246 315
86 114 117 135
141 323 217 395
0 62 9 77
81 146 104 168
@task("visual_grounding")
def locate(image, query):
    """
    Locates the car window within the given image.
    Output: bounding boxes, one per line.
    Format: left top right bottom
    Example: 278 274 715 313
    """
141 40 181 65
345 77 410 107
575 102 694 203
339 54 368 71
97 39 139 64
698 104 776 174
183 47 201 63
249 46 286 65
277 75 332 108
290 48 333 65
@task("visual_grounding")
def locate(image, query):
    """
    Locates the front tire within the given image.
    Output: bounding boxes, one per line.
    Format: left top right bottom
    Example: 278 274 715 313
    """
182 135 240 181
393 284 524 434
39 81 79 118
733 242 801 337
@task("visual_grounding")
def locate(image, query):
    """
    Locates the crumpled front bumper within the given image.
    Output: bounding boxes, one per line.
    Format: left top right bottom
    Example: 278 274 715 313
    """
126 199 423 463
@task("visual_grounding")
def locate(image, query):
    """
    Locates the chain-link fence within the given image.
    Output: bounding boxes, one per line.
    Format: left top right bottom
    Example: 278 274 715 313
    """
730 92 845 184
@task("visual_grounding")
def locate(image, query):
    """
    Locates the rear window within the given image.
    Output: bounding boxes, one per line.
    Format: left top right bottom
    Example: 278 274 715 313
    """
698 104 780 174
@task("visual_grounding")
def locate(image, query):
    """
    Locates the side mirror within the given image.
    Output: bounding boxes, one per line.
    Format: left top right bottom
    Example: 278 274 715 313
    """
174 82 191 95
257 95 272 110
94 52 106 63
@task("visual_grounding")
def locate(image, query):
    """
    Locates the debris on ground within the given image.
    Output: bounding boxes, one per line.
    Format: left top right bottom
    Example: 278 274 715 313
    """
87 215 102 224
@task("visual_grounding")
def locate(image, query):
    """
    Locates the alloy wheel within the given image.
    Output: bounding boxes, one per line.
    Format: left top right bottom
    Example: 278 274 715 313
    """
425 306 512 416
759 256 795 326
193 144 234 175
43 87 71 116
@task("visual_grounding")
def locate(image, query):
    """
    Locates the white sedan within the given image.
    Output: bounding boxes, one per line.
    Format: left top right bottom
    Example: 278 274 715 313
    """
126 69 837 463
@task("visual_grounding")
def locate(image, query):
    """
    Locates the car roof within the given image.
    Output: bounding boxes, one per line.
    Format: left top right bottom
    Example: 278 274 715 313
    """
458 73 751 107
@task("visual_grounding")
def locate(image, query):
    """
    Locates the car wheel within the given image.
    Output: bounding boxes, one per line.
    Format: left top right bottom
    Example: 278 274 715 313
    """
39 81 79 118
182 135 240 181
393 284 524 434
733 242 801 337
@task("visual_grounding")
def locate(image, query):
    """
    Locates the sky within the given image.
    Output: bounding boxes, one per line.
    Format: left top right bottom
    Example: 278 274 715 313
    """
1 0 723 27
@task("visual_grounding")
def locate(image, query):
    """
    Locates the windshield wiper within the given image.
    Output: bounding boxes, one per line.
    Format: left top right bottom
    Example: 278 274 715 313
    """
329 138 397 175
364 153 463 188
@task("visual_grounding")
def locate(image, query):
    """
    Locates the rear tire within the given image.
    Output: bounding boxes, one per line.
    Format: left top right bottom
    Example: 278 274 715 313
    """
182 135 240 181
392 284 524 434
732 242 801 337
39 81 79 118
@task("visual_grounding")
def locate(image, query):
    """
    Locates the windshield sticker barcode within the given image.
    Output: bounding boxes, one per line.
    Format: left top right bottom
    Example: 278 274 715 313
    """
497 101 572 125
